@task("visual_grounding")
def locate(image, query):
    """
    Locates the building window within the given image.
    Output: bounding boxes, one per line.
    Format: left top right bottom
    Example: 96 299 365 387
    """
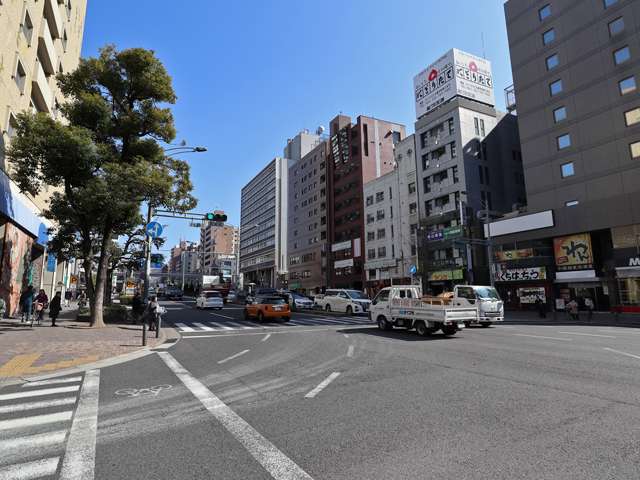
448 118 455 135
409 202 417 215
420 131 428 149
546 53 559 70
480 119 485 136
549 79 563 96
619 76 636 95
614 46 630 65
408 182 416 194
377 229 386 239
368 249 376 259
378 246 386 258
450 142 457 158
557 133 571 150
561 162 575 178
553 106 567 123
13 59 27 93
22 10 34 44
474 117 479 135
609 17 624 36
542 28 555 45
604 0 618 8
369 269 376 279
67 0 73 20
376 209 385 220
539 4 551 21
366 214 375 224
392 131 401 144
366 195 373 206
62 29 68 52
367 231 375 241
624 108 640 126
423 177 431 193
452 166 459 183
565 200 579 207
630 141 640 158
421 153 430 170
376 191 384 203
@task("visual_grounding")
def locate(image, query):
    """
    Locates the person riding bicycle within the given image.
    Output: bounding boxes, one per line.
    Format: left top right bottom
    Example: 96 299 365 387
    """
35 289 49 324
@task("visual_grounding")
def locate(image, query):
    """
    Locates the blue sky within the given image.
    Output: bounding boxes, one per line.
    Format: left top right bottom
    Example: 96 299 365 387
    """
82 0 513 251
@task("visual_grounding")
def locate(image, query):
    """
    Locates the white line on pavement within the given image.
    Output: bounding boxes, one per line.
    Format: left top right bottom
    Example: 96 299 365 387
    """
603 347 640 360
0 411 73 431
174 323 194 332
513 334 572 341
0 457 60 480
215 323 235 331
599 329 640 335
193 323 214 331
225 321 255 330
558 331 616 338
182 327 355 339
343 334 350 338
210 312 237 320
22 376 82 388
304 372 341 399
0 396 76 414
347 345 354 358
261 334 271 342
0 429 67 453
158 352 314 480
0 385 80 402
218 349 250 364
59 369 100 480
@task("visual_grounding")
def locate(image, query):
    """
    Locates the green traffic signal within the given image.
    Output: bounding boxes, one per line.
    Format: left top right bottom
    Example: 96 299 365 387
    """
204 213 227 222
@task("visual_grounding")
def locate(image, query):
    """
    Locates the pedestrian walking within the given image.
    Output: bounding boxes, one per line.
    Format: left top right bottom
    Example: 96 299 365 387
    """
535 296 546 318
584 297 594 321
131 292 144 324
64 290 72 308
20 286 34 324
567 299 579 321
49 292 62 327
147 296 159 331
34 289 49 324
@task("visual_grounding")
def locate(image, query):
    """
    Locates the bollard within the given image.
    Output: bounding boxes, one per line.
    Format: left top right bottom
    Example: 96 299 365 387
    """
142 319 147 346
156 314 161 339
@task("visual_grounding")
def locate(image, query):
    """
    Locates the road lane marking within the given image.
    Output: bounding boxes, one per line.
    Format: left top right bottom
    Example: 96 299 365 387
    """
0 457 60 480
59 369 100 480
22 376 82 388
0 385 80 402
175 323 194 332
558 331 616 338
513 334 572 341
599 329 640 335
210 312 237 320
158 352 314 480
218 349 250 364
0 429 67 453
305 372 341 399
225 321 255 330
603 347 640 360
0 411 73 431
193 323 214 331
347 345 354 358
215 323 235 330
261 334 271 342
343 334 350 338
0 396 76 414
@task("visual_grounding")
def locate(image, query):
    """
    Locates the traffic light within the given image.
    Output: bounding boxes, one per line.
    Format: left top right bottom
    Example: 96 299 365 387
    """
205 213 227 222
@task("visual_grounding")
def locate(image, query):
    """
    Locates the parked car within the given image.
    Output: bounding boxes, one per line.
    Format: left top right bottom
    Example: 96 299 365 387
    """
196 290 224 310
313 289 371 314
285 292 315 311
244 296 290 322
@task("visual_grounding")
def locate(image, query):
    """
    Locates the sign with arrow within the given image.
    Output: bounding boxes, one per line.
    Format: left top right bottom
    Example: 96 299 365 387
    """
145 221 163 239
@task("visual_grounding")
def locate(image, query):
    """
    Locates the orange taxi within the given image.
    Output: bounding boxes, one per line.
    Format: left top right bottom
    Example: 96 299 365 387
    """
243 296 290 322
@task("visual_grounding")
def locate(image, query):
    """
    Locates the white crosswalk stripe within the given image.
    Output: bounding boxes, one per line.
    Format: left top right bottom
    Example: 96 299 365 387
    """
173 315 373 333
0 374 91 479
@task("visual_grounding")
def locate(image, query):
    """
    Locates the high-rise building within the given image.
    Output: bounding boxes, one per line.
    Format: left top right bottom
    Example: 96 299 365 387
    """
200 210 237 277
327 114 406 290
169 241 200 287
412 49 525 293
0 0 87 314
491 0 640 312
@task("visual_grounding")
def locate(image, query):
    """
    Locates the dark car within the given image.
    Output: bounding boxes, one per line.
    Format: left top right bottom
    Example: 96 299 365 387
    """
166 287 183 300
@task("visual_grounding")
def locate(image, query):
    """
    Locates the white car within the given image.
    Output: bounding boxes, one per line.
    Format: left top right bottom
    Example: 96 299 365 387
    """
314 289 371 314
196 290 224 310
286 293 315 310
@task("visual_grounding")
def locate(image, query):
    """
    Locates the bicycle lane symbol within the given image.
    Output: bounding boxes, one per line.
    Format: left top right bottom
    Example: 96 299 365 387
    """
114 384 173 398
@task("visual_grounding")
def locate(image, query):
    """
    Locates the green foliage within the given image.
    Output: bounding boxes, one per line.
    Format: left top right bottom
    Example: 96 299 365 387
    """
104 305 130 324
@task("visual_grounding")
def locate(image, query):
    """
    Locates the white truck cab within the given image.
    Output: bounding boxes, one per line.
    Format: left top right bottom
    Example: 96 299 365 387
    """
314 289 371 314
451 285 504 326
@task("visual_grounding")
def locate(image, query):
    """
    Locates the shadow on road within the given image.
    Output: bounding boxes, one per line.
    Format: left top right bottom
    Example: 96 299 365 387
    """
336 327 460 342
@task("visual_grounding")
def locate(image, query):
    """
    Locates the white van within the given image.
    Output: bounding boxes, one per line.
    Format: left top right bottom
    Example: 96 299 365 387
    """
314 289 371 314
451 285 504 326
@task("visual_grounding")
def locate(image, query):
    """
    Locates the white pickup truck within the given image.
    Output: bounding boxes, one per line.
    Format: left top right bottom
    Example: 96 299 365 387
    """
449 285 504 327
369 285 478 336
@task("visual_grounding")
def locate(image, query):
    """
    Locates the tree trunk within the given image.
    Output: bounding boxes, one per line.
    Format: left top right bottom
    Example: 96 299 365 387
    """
104 267 114 306
91 226 112 328
82 257 95 315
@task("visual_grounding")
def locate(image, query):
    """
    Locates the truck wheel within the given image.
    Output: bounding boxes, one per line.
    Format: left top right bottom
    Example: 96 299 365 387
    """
415 321 433 337
480 322 492 328
325 304 331 312
377 316 392 331
442 325 458 336
464 321 471 328
346 306 353 315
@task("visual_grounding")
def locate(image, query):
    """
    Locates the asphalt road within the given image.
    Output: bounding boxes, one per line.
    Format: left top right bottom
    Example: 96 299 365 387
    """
2 300 640 479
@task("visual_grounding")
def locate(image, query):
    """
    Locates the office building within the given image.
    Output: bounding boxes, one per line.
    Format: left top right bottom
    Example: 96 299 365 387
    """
0 0 87 314
169 241 200 287
492 0 640 312
364 134 419 292
413 48 525 293
327 114 406 290
200 212 236 275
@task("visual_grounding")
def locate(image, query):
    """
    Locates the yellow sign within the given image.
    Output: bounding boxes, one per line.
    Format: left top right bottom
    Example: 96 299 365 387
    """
495 248 533 261
554 233 593 270
70 275 78 285
428 269 464 281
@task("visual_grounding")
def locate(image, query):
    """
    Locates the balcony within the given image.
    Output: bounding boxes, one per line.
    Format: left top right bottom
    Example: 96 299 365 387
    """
505 84 516 113
38 20 58 76
44 0 63 39
31 61 53 113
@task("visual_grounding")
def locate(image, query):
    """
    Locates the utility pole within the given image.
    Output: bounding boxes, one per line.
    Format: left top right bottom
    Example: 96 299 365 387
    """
181 250 186 291
484 201 495 287
459 194 474 284
143 203 153 304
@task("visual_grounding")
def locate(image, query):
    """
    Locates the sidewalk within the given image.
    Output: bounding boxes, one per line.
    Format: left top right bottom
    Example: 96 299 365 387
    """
0 306 174 381
504 309 640 327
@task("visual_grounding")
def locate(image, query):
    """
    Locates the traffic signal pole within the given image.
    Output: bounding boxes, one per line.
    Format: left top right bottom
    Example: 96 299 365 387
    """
143 204 153 305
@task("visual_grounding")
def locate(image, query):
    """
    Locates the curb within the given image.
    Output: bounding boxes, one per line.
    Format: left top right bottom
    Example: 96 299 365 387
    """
0 325 181 387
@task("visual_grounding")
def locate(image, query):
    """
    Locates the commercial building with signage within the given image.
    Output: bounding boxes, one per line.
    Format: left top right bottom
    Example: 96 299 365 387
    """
412 48 525 293
327 114 405 290
490 0 640 311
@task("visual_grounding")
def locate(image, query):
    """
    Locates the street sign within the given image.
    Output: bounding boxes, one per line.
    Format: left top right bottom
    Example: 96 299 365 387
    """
145 221 163 239
409 265 417 275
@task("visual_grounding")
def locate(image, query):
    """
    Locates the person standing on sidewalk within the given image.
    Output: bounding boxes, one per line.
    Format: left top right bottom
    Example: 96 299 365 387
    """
64 290 72 308
20 286 34 323
49 292 62 327
567 299 580 321
584 297 594 321
535 296 546 318
35 289 49 324
131 292 144 324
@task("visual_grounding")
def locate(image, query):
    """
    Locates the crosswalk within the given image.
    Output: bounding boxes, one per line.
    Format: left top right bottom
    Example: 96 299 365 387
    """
0 374 83 479
173 315 373 333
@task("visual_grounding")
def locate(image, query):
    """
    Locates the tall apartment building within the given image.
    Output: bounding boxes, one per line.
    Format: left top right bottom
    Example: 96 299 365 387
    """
490 0 640 312
169 241 200 287
200 211 236 275
0 0 87 314
412 49 525 293
287 138 328 294
327 114 406 290
363 134 419 292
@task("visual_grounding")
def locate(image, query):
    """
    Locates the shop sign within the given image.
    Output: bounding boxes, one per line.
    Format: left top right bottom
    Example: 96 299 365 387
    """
494 265 546 282
334 258 354 269
494 248 533 262
613 247 640 268
426 225 463 242
331 240 352 252
517 287 546 304
428 269 463 281
553 233 593 270
70 275 78 285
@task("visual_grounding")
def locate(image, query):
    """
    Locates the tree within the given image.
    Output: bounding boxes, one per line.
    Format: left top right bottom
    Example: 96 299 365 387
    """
7 46 195 327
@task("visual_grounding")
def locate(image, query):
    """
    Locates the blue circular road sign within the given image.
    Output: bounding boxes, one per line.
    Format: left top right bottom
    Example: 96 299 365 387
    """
409 265 417 275
146 221 163 239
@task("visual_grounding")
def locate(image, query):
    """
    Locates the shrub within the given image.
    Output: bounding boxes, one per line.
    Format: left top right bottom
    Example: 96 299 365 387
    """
104 305 129 324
